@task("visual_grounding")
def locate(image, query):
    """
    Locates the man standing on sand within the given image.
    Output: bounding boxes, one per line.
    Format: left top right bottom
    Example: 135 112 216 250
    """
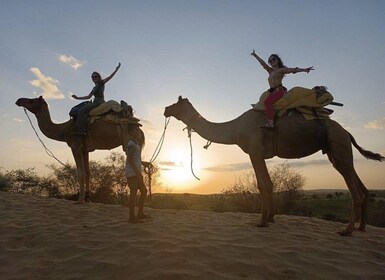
125 124 149 223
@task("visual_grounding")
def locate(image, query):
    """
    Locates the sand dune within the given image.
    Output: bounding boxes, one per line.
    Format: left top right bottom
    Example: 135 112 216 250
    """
0 192 384 280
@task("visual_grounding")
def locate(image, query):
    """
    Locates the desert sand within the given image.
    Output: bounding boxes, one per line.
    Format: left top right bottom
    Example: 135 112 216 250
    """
0 192 384 280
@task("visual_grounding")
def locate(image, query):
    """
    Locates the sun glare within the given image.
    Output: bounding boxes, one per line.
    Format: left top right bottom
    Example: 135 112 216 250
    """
160 150 202 190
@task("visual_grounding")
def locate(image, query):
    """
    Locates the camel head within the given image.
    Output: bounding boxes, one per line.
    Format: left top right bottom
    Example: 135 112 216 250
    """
15 96 48 114
164 96 194 121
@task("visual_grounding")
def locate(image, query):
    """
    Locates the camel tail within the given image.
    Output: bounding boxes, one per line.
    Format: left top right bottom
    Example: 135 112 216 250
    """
349 133 384 162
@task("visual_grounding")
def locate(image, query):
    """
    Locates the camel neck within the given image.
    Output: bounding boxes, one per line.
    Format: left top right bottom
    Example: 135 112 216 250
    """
35 109 68 142
187 113 238 145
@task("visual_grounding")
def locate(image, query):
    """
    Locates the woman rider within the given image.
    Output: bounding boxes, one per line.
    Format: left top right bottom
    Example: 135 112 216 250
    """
72 62 121 135
251 50 313 128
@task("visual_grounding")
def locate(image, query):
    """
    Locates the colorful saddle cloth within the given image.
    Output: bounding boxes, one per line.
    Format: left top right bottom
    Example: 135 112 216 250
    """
253 86 334 120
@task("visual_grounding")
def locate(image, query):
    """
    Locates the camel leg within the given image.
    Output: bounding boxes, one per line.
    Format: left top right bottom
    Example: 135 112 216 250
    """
327 146 365 236
71 147 86 203
356 175 369 232
83 151 91 203
250 155 273 227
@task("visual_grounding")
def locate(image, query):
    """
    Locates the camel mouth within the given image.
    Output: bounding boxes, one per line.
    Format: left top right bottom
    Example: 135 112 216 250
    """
15 98 24 106
164 107 171 118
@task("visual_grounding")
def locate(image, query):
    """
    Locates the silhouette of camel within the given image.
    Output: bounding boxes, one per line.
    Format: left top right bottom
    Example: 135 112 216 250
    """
164 96 384 235
16 96 144 203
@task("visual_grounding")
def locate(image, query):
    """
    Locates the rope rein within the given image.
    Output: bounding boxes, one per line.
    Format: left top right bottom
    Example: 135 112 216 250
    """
149 117 170 164
184 126 201 181
24 109 69 168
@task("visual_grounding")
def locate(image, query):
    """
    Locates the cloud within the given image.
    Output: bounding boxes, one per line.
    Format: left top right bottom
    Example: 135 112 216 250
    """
364 117 385 130
29 67 64 99
13 118 23 123
58 54 84 69
204 162 252 172
204 159 332 173
158 161 186 171
280 159 330 168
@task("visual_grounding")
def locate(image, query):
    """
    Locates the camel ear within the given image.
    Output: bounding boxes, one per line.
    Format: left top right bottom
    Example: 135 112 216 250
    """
178 95 183 101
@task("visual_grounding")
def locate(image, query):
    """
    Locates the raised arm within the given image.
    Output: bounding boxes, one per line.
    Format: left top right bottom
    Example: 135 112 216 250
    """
251 49 272 73
102 62 121 84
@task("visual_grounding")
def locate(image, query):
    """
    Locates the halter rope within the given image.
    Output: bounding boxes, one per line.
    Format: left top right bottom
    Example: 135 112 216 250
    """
24 108 69 168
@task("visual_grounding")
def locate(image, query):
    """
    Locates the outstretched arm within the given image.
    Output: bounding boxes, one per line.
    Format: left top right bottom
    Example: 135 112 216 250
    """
285 66 314 74
71 91 93 100
102 62 121 84
251 49 272 73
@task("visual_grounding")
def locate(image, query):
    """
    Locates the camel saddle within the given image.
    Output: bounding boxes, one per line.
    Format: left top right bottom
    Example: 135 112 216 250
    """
253 86 335 120
88 100 141 152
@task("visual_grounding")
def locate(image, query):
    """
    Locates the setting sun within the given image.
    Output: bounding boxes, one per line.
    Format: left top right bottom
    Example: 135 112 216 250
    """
159 149 202 191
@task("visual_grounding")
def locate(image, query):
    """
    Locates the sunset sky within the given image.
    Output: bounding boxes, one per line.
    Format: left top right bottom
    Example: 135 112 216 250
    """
1 1 384 193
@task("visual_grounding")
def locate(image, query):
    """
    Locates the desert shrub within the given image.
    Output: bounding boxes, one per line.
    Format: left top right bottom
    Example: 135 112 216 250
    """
2 168 61 197
0 171 11 192
269 162 306 214
323 213 337 221
92 185 117 204
209 194 229 213
47 164 78 195
222 171 259 213
367 199 385 227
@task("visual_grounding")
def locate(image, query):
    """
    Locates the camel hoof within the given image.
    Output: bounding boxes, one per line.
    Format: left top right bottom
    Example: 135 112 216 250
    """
75 200 85 204
268 217 275 223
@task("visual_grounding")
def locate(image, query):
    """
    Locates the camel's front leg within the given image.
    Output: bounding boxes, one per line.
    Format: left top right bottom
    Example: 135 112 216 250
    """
250 155 273 227
72 147 86 203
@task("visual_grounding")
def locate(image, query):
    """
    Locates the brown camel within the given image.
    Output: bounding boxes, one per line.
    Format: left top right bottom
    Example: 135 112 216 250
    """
16 96 144 203
164 96 384 235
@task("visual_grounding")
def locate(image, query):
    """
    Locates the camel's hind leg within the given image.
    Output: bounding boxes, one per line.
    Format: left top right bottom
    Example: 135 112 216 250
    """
355 175 369 231
327 128 367 235
83 151 91 202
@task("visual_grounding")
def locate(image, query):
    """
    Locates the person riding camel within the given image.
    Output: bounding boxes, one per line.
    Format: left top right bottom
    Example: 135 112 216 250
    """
72 63 121 135
251 50 313 128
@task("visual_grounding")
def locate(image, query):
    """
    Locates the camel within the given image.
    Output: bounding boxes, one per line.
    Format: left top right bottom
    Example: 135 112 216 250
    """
16 96 144 203
164 96 384 235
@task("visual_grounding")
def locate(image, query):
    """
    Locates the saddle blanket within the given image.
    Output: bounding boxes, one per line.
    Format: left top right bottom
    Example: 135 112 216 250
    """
253 86 334 120
89 100 140 125
89 100 126 116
